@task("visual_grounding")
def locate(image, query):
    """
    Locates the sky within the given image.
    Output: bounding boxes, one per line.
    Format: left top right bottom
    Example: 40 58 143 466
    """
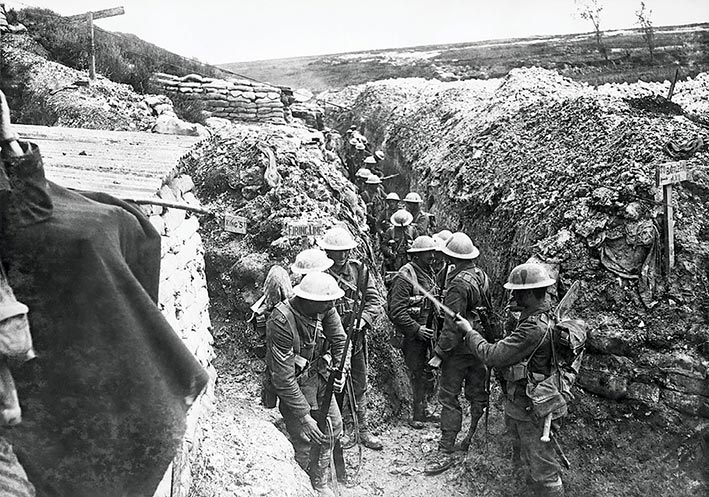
5 0 709 64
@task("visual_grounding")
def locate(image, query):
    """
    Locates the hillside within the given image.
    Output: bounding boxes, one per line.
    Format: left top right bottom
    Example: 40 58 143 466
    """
220 23 709 91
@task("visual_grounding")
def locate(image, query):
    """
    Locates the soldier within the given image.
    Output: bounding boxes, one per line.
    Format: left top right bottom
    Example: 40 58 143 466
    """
318 227 384 450
364 155 383 177
363 175 385 235
457 263 565 497
381 209 418 276
354 167 371 194
432 229 453 276
426 232 490 474
378 192 400 235
291 248 334 280
265 272 346 497
387 236 440 429
403 192 435 236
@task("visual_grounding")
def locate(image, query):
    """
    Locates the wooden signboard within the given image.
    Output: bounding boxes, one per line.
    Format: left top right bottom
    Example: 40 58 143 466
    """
656 161 692 274
284 222 325 238
224 214 247 234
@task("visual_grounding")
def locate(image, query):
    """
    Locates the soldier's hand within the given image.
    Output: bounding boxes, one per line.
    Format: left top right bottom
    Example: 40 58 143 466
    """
417 325 434 341
333 373 346 394
428 354 442 368
455 315 473 335
300 414 327 445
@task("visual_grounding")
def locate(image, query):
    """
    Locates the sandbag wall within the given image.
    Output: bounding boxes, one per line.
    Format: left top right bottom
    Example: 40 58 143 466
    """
143 173 216 497
151 72 286 124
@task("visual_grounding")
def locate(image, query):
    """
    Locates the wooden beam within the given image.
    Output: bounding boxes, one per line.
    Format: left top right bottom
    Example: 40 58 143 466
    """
67 7 125 22
87 12 96 80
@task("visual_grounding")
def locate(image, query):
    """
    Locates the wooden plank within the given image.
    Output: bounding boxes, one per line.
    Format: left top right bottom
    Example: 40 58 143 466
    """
224 214 247 234
663 184 675 273
66 6 125 22
283 222 325 237
656 161 691 186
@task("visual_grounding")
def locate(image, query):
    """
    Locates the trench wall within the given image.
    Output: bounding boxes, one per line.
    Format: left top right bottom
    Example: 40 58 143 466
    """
142 174 216 497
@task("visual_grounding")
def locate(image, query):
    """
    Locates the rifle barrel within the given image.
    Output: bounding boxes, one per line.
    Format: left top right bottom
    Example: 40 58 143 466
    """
397 269 461 321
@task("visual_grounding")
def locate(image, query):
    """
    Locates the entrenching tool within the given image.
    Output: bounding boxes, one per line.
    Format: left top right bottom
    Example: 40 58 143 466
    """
540 281 581 443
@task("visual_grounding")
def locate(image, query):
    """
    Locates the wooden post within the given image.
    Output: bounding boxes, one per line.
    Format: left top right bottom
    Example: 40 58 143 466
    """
657 161 692 275
86 12 96 80
667 68 679 101
65 7 125 81
662 183 675 273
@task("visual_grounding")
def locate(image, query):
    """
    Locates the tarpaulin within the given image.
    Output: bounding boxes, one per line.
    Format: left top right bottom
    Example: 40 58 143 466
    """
0 143 209 497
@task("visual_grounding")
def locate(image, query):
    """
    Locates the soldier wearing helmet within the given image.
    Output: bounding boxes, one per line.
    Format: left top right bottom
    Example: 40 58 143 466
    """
363 175 385 235
457 263 565 497
381 209 419 277
377 192 401 234
318 227 384 451
387 236 441 429
354 167 371 194
404 192 435 236
265 272 347 496
291 249 334 280
425 232 491 474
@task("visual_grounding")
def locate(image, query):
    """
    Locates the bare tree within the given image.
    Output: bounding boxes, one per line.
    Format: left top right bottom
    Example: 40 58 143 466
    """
636 1 655 64
575 0 608 60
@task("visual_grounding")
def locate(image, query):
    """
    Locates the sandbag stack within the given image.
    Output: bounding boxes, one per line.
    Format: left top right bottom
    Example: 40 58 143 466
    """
151 72 286 124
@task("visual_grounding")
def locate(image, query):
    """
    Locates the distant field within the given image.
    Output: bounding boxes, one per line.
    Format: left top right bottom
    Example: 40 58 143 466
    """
220 23 709 91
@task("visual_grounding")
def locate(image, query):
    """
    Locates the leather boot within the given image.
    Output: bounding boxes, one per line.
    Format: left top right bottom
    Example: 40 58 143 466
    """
424 431 458 475
357 408 383 450
408 401 425 429
460 408 484 451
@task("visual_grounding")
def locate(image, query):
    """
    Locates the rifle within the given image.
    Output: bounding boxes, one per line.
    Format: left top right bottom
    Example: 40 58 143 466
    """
308 264 368 478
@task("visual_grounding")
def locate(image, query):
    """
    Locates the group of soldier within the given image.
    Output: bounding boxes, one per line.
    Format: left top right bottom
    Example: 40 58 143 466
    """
259 213 567 496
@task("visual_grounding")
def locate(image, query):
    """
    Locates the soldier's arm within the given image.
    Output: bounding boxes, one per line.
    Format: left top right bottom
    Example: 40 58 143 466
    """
463 319 542 368
266 314 311 418
361 267 383 327
387 277 420 338
433 281 467 359
322 307 346 366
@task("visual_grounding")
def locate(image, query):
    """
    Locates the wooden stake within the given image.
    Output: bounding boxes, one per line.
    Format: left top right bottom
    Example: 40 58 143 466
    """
87 12 96 80
663 183 675 274
667 68 679 101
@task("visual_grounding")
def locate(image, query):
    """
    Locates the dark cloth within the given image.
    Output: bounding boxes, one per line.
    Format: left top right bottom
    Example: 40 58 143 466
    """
438 353 487 434
401 337 435 411
464 302 558 421
0 144 209 497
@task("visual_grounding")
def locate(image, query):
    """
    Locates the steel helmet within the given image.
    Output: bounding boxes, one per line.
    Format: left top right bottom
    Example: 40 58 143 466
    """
504 263 556 290
365 175 382 185
432 229 453 250
318 226 358 251
355 143 366 151
293 272 345 301
375 150 385 160
441 232 479 260
291 249 334 275
364 156 377 164
390 209 413 227
385 192 400 201
403 192 423 204
407 235 437 253
355 167 372 179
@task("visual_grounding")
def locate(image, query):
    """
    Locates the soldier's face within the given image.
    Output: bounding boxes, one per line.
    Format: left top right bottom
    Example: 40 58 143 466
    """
386 200 399 209
300 299 334 317
326 249 349 268
404 202 419 213
416 251 435 268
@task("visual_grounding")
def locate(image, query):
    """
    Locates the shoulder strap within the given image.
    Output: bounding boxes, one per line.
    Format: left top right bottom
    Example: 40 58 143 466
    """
276 301 301 355
398 263 419 295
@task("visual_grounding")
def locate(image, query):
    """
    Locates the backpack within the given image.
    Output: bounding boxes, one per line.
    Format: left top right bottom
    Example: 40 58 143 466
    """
456 267 503 342
525 316 588 419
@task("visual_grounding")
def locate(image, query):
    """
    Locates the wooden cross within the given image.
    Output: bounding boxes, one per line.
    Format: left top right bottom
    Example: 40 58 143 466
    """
66 7 125 80
656 161 692 274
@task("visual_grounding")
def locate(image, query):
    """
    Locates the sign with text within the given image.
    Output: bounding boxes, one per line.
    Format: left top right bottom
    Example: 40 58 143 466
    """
224 214 247 234
284 222 326 238
657 161 692 187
